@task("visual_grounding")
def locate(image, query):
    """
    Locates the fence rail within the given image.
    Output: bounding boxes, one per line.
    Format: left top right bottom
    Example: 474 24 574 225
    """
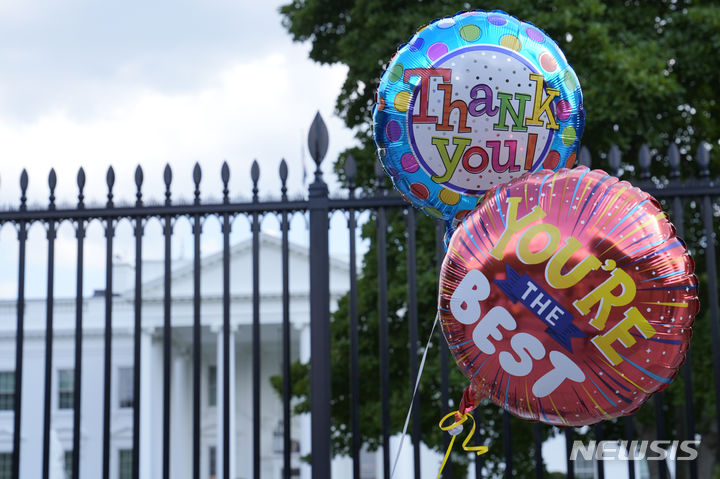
0 114 718 479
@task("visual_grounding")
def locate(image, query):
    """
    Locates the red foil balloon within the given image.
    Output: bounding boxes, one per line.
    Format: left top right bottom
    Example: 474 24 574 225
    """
439 167 698 426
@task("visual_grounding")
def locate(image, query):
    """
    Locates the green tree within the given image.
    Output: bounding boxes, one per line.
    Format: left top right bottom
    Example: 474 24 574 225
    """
276 1 720 477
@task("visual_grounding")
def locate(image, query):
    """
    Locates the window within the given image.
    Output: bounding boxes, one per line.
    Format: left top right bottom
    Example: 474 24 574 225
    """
0 372 14 410
638 457 651 479
209 446 216 479
0 453 12 479
118 449 132 479
63 450 72 479
574 454 594 479
118 367 134 409
58 370 74 410
208 365 217 407
359 448 376 479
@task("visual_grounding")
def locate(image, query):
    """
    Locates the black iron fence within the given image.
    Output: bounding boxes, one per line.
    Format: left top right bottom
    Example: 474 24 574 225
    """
0 113 718 479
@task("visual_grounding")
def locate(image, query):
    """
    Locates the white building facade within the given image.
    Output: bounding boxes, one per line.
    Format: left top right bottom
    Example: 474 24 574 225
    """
0 233 352 479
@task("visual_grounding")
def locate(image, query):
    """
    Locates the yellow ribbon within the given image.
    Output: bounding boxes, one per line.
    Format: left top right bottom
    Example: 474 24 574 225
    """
436 410 489 478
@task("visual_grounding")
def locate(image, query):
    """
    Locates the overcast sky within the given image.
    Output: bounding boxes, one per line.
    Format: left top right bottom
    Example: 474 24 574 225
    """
0 0 355 207
0 1 361 298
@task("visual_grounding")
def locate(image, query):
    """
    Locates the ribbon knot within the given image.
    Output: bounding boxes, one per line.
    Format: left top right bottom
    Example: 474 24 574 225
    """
436 410 489 478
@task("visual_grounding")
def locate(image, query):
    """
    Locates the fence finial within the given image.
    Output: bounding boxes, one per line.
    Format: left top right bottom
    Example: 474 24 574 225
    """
106 167 115 208
608 145 621 176
222 161 230 204
193 163 202 204
20 169 28 211
135 165 144 206
668 144 680 179
308 112 329 167
77 167 86 208
638 144 651 180
164 164 173 205
579 146 592 168
279 159 288 201
251 160 260 202
696 141 710 177
308 112 329 192
48 169 57 210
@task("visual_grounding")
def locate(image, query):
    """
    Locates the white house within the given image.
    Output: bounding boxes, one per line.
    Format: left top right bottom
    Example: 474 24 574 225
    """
0 233 354 479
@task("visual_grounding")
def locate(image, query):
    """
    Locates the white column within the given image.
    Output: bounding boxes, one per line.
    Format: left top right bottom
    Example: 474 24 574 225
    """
298 322 311 479
149 331 165 479
229 326 237 479
172 350 191 479
215 325 238 479
139 328 152 479
216 328 223 479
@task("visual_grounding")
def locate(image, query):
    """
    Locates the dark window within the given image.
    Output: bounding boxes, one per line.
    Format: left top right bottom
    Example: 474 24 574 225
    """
360 448 376 479
209 446 216 479
58 370 74 410
0 453 12 479
118 367 134 409
0 372 14 410
282 467 301 478
208 365 217 407
119 449 132 479
63 450 72 479
574 455 594 479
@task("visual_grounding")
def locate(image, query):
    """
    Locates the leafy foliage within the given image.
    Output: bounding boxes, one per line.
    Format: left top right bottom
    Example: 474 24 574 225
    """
281 0 719 182
274 0 720 476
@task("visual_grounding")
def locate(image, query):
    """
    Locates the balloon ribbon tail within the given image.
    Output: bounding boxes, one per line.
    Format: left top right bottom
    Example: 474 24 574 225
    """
436 433 458 479
436 409 488 478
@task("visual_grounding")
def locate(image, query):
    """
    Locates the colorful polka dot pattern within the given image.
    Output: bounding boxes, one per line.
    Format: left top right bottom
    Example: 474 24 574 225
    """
374 10 584 223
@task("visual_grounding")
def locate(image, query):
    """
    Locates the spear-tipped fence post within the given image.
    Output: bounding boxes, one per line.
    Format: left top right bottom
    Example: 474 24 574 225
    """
697 141 710 177
135 166 143 207
638 144 651 181
579 146 592 168
345 154 356 199
222 161 230 204
308 111 329 188
668 144 681 179
20 170 28 211
77 168 86 209
251 161 260 203
164 164 172 206
279 159 288 202
48 169 57 210
193 163 202 205
307 112 330 479
609 145 621 176
106 167 115 208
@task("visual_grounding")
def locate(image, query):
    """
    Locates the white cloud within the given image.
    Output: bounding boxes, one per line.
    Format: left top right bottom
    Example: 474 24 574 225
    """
0 0 361 298
0 1 299 120
0 51 352 207
0 1 356 207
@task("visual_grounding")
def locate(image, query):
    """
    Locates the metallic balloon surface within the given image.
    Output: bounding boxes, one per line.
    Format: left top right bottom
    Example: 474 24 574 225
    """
373 10 584 222
438 167 698 426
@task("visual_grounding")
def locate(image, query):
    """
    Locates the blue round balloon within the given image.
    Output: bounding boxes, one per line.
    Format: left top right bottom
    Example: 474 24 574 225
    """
373 10 584 223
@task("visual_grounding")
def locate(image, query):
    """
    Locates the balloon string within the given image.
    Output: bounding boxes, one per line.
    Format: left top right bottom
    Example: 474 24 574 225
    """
436 410 489 478
390 313 440 479
437 433 458 479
